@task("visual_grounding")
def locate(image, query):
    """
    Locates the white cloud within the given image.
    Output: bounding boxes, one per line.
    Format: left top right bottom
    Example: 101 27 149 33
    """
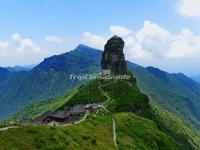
11 33 22 43
0 41 10 57
136 21 170 43
0 33 48 66
81 21 160 60
11 33 42 53
177 0 200 18
117 20 170 60
2 20 200 67
45 35 63 43
109 25 132 36
0 41 9 49
125 36 153 60
81 32 106 49
135 23 200 59
136 20 170 56
167 28 200 58
81 20 200 60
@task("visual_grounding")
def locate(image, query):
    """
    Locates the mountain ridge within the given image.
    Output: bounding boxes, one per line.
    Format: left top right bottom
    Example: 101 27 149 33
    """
1 40 200 149
4 72 200 150
0 45 101 120
1 44 200 135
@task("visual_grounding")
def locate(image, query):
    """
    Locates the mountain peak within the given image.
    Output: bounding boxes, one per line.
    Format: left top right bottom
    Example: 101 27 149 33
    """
76 44 90 49
101 36 127 74
112 35 122 39
75 44 100 51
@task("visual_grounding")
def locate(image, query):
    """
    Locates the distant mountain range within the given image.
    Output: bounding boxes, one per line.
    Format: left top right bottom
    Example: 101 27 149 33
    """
128 64 200 131
1 44 200 133
0 45 101 120
6 65 36 72
0 67 11 82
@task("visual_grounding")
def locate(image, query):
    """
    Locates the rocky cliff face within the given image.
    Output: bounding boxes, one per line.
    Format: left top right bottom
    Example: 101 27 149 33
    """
101 36 127 74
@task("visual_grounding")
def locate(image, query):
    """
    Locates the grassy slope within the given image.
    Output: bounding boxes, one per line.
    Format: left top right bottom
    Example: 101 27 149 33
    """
101 79 149 113
0 111 115 150
128 64 200 131
0 111 188 150
4 77 200 149
150 106 200 149
114 113 181 150
2 45 200 137
66 80 106 107
65 77 149 115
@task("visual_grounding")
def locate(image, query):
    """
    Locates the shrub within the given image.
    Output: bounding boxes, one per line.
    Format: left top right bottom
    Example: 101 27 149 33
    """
91 138 97 145
82 135 92 140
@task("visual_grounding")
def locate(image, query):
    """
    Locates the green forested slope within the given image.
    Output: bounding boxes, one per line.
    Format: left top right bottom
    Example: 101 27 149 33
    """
1 45 200 141
128 63 200 131
6 75 200 150
2 110 197 150
0 45 101 120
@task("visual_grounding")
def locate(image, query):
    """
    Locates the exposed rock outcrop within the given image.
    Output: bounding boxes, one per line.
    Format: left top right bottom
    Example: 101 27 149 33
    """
101 36 127 75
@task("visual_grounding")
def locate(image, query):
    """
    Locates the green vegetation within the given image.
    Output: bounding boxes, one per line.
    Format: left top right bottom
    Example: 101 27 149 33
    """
64 74 149 115
128 64 200 132
10 89 78 121
66 80 106 106
101 79 149 113
114 113 182 149
0 111 115 150
0 45 101 120
1 110 200 150
2 45 200 141
5 74 200 150
11 75 149 121
149 106 200 150
71 75 200 149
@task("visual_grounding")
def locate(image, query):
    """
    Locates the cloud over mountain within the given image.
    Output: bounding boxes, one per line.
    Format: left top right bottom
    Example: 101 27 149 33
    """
109 25 132 36
0 33 47 66
81 20 200 60
81 32 106 49
177 0 200 18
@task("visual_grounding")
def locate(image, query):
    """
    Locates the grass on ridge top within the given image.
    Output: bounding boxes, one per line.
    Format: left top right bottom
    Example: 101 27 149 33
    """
4 75 200 150
0 110 115 150
101 79 149 113
0 111 189 150
114 112 183 150
64 76 149 115
66 79 107 106
9 74 149 123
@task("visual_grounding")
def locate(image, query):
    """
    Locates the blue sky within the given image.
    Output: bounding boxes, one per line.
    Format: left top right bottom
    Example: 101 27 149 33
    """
1 0 200 76
0 0 198 37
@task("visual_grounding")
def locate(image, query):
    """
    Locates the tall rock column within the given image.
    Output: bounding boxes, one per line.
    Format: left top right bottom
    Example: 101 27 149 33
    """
101 36 127 75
